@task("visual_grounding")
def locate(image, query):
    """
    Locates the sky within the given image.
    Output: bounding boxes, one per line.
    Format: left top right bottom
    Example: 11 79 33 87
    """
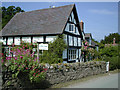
2 2 118 42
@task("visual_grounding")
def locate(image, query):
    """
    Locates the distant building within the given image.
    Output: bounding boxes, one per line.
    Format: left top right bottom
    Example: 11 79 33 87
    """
79 21 99 62
105 38 118 47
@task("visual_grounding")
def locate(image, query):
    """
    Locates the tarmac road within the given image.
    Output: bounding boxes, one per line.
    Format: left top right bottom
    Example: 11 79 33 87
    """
64 73 119 88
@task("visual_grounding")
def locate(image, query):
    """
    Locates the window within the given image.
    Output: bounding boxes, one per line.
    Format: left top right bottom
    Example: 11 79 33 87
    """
69 24 75 32
68 49 77 60
4 46 13 57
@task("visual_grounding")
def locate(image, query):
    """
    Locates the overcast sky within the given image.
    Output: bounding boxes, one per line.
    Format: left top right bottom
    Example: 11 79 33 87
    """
2 2 118 42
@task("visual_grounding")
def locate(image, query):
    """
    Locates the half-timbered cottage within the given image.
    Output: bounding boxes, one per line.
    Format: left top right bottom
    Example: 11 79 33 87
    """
1 4 83 63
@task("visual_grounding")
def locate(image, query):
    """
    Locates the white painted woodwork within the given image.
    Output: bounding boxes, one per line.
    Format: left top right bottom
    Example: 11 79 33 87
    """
33 36 43 43
22 37 31 43
71 12 74 22
75 27 79 35
46 36 56 42
8 37 13 45
65 23 69 31
14 37 20 45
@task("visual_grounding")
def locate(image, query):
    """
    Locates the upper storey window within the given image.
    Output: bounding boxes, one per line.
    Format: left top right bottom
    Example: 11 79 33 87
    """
69 24 75 33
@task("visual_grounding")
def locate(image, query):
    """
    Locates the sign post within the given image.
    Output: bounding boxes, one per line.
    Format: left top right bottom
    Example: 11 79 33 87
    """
37 43 48 62
37 43 39 62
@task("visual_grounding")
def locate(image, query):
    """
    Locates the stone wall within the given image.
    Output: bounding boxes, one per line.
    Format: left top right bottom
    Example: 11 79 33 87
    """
45 61 106 85
2 61 106 89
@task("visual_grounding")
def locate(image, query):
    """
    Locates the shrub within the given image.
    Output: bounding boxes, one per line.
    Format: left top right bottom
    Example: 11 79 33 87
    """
40 35 67 64
2 42 47 83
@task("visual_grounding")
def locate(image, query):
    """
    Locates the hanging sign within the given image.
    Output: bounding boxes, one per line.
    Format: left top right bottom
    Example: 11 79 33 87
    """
39 44 48 50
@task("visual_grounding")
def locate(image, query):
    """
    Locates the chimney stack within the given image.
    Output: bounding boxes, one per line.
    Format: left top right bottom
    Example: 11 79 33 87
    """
80 20 84 32
113 38 116 44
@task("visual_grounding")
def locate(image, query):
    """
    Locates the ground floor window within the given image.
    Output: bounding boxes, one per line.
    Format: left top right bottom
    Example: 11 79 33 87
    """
4 46 13 57
68 49 77 60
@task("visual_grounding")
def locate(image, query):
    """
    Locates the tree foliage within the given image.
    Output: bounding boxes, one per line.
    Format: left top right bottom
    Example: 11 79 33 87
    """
40 35 67 64
98 45 120 70
2 6 24 29
100 33 120 44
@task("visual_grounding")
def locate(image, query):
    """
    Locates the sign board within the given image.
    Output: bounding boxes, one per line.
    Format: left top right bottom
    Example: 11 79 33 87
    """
39 44 48 50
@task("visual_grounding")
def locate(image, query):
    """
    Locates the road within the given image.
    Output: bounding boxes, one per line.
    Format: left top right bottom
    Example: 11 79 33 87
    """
64 73 119 88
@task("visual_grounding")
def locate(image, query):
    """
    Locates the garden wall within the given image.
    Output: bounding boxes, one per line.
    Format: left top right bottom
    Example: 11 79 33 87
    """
2 61 106 89
45 61 106 85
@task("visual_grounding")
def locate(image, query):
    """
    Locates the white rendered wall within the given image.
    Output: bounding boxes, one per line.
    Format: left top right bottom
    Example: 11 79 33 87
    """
8 37 13 45
74 37 77 46
14 37 20 45
62 49 67 59
33 36 43 43
22 37 31 43
78 38 81 46
3 38 6 45
63 34 67 44
69 35 73 46
46 36 56 42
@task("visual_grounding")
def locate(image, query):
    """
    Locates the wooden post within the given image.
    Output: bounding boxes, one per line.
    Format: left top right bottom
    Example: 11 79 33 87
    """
37 43 39 62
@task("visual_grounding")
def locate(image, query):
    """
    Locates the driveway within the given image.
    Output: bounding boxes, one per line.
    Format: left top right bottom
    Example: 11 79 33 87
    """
63 73 119 88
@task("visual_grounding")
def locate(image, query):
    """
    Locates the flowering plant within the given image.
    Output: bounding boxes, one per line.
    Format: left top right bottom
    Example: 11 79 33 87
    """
81 40 89 51
2 42 47 83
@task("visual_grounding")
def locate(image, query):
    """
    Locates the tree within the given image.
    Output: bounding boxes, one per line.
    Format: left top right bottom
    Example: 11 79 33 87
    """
100 33 120 44
2 6 24 29
40 35 67 64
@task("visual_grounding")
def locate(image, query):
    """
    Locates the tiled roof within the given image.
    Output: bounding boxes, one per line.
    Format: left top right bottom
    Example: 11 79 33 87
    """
2 4 75 36
85 33 92 38
91 40 98 46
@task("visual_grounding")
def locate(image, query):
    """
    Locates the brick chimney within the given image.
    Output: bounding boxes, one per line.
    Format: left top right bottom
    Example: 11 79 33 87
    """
113 38 116 44
80 20 84 32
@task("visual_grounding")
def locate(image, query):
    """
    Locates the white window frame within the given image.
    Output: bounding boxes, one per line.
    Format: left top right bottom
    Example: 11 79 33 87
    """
68 49 77 61
69 24 75 33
